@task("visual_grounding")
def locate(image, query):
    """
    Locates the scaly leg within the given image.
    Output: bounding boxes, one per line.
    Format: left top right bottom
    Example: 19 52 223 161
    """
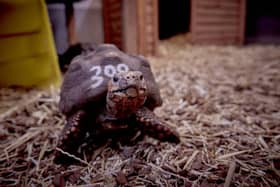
55 110 87 163
135 107 180 143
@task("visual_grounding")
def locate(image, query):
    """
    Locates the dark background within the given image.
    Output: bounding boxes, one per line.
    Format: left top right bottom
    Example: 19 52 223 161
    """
158 0 190 39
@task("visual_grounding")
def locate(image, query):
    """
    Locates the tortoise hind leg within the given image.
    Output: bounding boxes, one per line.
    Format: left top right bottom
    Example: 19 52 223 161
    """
135 107 180 143
54 110 87 164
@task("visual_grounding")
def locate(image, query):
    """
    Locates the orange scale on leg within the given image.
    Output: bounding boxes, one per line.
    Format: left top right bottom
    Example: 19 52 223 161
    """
156 125 163 131
71 127 77 132
158 133 164 139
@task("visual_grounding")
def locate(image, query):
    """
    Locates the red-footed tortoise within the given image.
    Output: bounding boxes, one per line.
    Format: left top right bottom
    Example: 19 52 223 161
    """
55 44 180 162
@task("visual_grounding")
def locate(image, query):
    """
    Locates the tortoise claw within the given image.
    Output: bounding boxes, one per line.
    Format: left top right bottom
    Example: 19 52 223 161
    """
135 107 180 143
55 110 87 164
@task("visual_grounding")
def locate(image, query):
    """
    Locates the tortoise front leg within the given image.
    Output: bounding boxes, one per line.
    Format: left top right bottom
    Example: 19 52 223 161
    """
55 110 87 163
135 107 180 143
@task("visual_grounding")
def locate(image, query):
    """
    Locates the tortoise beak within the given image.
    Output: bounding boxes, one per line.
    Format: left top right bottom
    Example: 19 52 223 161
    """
126 87 138 97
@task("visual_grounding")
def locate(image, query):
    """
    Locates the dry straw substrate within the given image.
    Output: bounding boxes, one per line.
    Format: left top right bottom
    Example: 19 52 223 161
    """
1 37 280 186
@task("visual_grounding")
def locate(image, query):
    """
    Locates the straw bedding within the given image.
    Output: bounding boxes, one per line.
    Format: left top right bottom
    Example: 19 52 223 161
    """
1 37 280 186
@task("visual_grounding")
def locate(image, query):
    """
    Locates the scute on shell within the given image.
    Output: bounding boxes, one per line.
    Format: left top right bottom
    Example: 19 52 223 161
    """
59 44 162 116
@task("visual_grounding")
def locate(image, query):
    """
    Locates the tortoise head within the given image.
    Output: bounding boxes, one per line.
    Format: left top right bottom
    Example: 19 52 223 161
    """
106 71 147 118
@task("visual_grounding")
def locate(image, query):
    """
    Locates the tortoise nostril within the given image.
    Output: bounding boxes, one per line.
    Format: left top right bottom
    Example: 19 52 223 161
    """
126 76 130 79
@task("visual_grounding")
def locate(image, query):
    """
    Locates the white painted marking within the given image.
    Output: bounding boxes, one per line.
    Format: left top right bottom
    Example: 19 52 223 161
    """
88 63 130 89
89 65 102 75
117 63 129 73
90 65 103 88
104 65 117 78
90 76 104 89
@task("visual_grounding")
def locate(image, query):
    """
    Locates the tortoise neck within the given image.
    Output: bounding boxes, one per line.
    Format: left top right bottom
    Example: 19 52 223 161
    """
105 96 135 119
105 99 119 118
105 92 145 119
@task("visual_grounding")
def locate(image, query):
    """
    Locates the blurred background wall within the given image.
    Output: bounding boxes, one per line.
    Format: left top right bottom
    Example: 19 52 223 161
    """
46 0 280 56
47 0 103 55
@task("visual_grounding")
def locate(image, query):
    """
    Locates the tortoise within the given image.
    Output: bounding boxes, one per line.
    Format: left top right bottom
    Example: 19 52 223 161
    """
55 44 180 162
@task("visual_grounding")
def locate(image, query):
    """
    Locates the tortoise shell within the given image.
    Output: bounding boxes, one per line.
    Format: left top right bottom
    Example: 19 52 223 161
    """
59 44 162 116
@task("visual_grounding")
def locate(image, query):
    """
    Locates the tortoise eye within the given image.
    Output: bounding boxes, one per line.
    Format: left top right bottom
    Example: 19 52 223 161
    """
140 75 143 80
113 76 119 82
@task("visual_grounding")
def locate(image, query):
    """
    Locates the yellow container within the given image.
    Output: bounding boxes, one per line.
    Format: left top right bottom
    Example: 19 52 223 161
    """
0 0 61 87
